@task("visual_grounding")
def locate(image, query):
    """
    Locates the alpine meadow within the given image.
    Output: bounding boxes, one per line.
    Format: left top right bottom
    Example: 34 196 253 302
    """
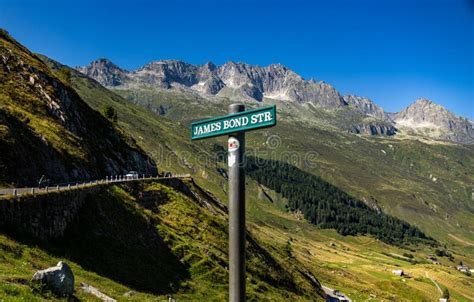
0 1 473 301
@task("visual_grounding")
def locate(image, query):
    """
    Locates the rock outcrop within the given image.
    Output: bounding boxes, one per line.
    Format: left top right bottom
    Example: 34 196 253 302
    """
31 261 74 297
394 98 474 143
0 187 93 239
343 95 391 121
76 58 127 86
77 57 473 143
0 30 157 186
348 122 397 136
78 59 346 108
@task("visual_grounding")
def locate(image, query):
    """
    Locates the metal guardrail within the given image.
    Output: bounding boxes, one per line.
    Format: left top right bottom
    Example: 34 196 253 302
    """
0 174 191 198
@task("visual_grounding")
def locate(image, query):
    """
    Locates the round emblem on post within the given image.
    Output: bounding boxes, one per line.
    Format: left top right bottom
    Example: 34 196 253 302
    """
228 137 240 167
228 137 240 152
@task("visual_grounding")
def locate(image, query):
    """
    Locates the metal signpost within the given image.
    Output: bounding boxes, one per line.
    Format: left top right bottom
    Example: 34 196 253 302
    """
191 104 276 302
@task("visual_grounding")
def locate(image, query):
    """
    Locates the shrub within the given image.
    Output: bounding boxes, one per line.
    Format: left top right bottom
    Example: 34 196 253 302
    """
103 105 117 122
442 288 450 299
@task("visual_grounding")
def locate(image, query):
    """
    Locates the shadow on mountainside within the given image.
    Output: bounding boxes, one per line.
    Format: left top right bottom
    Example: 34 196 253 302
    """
36 188 189 295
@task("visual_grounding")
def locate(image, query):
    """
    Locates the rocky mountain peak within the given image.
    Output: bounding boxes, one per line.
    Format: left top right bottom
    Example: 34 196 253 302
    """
395 98 474 143
202 61 217 71
141 59 190 69
76 59 472 143
397 98 451 122
407 98 445 112
343 95 389 121
77 58 127 86
77 59 346 108
78 58 124 72
412 97 433 105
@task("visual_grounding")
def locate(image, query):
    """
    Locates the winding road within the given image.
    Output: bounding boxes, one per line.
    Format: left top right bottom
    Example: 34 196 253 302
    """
0 174 191 198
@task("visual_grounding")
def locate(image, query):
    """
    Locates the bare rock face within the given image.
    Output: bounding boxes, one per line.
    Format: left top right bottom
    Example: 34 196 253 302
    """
31 261 74 297
394 98 474 143
78 59 346 108
348 122 397 136
77 58 473 143
76 58 127 86
343 95 391 121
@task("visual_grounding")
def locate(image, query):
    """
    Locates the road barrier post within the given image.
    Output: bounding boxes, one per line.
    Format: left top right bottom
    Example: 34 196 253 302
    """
31 188 35 195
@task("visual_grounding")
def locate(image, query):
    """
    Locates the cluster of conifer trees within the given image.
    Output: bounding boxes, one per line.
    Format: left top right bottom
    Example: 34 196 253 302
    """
245 156 435 246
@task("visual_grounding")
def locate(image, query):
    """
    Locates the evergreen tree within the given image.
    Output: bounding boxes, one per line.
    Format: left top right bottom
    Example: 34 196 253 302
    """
245 156 435 246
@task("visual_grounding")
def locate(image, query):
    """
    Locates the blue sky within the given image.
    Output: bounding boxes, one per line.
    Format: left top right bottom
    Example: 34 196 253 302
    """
1 0 473 118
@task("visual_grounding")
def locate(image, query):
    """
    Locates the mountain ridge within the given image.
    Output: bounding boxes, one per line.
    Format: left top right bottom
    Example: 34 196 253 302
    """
394 98 474 144
1 30 473 300
78 58 474 144
78 58 346 108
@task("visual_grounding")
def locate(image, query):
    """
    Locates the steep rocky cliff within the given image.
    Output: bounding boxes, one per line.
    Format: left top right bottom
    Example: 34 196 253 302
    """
0 30 156 186
78 59 346 108
348 122 397 136
77 58 473 143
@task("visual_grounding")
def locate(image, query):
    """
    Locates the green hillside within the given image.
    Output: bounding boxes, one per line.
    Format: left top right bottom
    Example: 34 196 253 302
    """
245 156 435 246
0 30 460 300
0 29 155 187
61 62 474 299
0 180 325 301
107 85 474 256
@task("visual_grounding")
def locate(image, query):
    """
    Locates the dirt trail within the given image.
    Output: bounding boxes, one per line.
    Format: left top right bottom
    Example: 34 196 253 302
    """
425 272 442 295
448 233 474 246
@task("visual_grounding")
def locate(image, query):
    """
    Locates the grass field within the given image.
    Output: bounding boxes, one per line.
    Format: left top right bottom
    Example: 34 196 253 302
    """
1 179 472 301
247 192 474 301
0 180 328 301
30 55 474 300
105 86 474 257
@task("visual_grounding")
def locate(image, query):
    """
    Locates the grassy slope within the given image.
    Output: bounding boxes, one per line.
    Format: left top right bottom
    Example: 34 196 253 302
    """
0 30 155 186
35 59 474 299
108 87 474 299
2 180 472 301
110 88 474 255
87 88 474 300
246 184 474 301
0 180 325 301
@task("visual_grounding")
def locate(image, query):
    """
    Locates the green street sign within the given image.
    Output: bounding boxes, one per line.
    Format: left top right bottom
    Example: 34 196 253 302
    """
190 103 276 301
191 105 277 140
